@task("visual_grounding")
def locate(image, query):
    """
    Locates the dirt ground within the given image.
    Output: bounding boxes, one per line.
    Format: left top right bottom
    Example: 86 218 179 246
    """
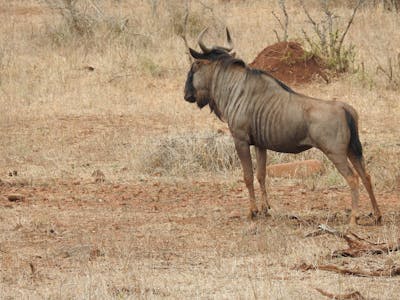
1 147 399 298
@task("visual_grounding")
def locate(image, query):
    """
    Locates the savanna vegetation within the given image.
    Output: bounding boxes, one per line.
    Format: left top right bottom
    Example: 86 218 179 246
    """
0 0 399 298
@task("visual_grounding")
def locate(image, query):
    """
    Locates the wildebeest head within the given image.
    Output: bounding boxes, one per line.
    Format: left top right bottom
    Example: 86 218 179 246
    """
184 28 234 109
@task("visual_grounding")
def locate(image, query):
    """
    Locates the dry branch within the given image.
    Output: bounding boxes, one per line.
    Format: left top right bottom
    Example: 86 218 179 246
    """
307 224 400 257
300 0 327 52
180 0 193 64
315 288 366 300
272 0 289 42
305 223 346 237
298 263 400 277
301 224 400 278
337 0 365 53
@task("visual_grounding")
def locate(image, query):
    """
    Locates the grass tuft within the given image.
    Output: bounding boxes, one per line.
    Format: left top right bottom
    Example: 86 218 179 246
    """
136 132 240 176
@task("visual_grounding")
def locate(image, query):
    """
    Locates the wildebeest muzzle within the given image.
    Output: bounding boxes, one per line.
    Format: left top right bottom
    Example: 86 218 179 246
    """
184 68 196 103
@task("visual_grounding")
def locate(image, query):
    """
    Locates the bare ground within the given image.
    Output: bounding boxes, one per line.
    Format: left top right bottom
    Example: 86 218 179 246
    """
1 171 399 298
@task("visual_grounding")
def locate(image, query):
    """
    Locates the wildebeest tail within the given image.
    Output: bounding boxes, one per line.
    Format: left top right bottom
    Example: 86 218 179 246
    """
344 108 363 158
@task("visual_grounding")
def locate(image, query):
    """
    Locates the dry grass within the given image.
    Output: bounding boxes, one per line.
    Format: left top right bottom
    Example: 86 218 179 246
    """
1 0 400 299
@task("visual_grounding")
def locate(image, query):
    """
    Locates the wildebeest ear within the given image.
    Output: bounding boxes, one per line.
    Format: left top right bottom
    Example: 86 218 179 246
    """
189 48 207 60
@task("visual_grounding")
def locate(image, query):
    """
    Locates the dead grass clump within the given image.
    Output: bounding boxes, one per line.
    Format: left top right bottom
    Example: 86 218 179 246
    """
168 4 207 38
43 0 144 51
44 0 97 44
165 1 225 38
136 132 240 176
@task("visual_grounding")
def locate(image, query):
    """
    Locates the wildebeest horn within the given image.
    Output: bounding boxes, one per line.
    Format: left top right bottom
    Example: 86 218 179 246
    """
217 28 234 52
198 27 234 53
198 28 211 53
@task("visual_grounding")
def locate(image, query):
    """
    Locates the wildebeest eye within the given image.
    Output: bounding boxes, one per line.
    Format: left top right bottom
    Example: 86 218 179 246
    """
192 61 202 72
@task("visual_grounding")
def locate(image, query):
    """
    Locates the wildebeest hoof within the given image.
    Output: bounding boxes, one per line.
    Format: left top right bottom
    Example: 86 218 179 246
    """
374 215 383 225
248 210 259 220
261 206 271 217
349 215 360 226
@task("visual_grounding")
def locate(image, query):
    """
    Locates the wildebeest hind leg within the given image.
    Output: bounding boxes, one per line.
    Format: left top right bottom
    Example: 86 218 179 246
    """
348 153 382 224
325 152 360 225
255 147 270 216
234 139 258 219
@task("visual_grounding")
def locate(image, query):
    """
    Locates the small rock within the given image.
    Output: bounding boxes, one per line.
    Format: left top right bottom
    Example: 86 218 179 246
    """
7 194 25 202
83 65 95 71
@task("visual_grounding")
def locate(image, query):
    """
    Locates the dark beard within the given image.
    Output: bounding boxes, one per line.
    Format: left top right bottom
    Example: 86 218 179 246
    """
197 97 209 108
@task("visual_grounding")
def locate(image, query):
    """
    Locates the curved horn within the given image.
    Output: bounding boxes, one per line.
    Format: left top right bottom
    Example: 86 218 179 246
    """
211 27 233 53
198 28 211 53
213 28 234 52
198 27 234 53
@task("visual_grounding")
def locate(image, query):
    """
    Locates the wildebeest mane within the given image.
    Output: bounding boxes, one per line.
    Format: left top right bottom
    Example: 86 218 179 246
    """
248 68 296 94
209 52 296 94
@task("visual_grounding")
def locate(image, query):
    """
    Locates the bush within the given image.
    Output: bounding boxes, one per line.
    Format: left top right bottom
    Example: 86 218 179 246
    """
300 0 364 72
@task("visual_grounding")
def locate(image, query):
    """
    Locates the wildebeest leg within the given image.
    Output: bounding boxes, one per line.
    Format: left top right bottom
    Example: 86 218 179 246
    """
325 152 360 225
234 139 258 219
348 153 382 224
255 147 270 216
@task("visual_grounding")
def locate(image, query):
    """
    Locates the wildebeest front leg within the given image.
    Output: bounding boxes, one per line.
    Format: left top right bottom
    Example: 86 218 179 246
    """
255 147 271 216
234 139 258 219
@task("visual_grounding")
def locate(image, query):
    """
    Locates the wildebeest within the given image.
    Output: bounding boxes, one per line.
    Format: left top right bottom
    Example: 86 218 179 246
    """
184 28 382 225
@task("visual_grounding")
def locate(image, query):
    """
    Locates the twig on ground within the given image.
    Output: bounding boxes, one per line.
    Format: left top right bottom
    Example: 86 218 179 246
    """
315 288 367 300
306 224 400 257
298 263 400 277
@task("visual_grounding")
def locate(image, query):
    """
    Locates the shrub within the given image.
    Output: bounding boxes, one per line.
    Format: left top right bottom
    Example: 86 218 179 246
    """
300 0 364 72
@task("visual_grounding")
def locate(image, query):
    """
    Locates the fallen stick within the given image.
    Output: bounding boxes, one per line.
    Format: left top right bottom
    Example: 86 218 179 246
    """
297 263 400 277
306 224 400 257
315 288 366 300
